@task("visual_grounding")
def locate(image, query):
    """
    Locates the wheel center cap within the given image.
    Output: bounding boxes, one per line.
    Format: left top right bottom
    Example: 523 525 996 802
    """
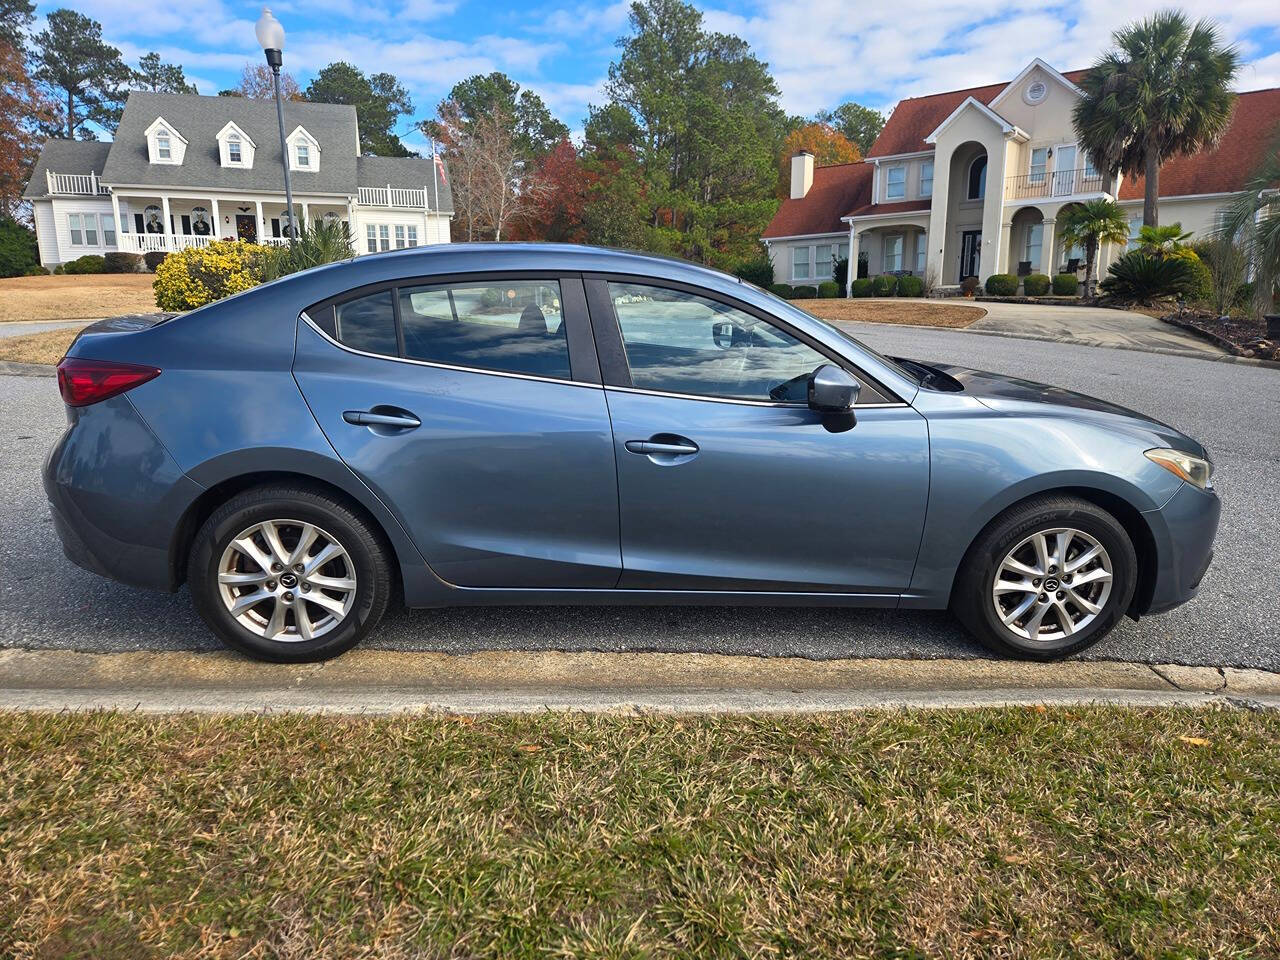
279 573 298 588
1044 578 1060 592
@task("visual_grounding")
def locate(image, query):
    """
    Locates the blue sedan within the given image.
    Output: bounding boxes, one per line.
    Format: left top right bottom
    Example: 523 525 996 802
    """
44 244 1219 662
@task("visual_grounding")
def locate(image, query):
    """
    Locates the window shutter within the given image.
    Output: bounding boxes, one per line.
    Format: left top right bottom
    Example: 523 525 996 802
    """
271 219 281 238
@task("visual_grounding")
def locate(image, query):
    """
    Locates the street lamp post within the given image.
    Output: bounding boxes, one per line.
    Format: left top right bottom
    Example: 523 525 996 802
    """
255 7 295 244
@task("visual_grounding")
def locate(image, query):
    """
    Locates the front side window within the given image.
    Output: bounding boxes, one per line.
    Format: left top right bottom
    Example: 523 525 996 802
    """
884 235 903 273
886 165 906 199
228 135 242 163
815 243 832 280
334 289 398 356
920 161 933 198
399 280 569 379
967 156 986 200
156 130 171 160
792 245 810 280
1029 147 1048 183
608 281 833 403
296 143 310 167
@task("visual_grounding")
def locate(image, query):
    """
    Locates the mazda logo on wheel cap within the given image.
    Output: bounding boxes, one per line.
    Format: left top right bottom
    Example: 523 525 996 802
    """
279 573 298 588
1043 578 1059 592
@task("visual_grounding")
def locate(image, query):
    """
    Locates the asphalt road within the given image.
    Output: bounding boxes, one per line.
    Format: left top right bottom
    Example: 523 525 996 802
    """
1 326 1276 669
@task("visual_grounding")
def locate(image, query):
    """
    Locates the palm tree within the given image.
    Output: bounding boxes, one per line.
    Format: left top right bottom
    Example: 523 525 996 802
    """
1137 223 1192 257
1057 199 1131 298
1073 10 1240 228
1217 129 1280 319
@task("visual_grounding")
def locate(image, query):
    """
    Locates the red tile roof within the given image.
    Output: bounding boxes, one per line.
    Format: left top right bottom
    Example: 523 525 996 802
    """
761 161 871 238
1118 86 1280 200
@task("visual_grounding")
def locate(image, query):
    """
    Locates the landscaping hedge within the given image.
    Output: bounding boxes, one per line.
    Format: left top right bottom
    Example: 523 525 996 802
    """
871 274 897 296
152 240 271 311
0 216 39 278
1022 274 1051 296
817 281 839 298
1052 273 1079 296
897 275 923 297
144 251 168 272
849 277 873 297
790 285 818 299
961 276 981 296
769 283 793 299
62 254 106 275
104 252 144 274
733 256 774 288
984 273 1017 296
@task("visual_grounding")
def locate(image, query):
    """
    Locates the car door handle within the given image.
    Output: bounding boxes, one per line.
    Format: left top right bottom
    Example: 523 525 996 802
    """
343 409 421 429
625 439 699 456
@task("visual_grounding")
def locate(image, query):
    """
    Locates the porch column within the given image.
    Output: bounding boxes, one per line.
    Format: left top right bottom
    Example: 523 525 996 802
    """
999 220 1013 275
846 224 859 297
210 198 221 240
1039 218 1057 276
301 200 310 229
109 191 123 238
255 200 265 242
917 230 927 281
161 196 172 246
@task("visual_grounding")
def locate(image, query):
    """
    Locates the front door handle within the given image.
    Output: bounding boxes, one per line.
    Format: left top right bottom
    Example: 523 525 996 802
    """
624 436 699 458
343 409 421 430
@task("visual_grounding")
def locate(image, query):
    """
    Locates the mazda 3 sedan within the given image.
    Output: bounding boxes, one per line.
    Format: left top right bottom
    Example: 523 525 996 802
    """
45 243 1219 662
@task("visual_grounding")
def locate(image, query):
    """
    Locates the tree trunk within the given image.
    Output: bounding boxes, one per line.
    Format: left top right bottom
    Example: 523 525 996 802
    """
1085 238 1098 299
1143 147 1160 228
66 91 74 139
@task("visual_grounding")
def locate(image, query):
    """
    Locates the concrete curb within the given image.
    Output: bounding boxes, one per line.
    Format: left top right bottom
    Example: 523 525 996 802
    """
3 648 1277 714
0 360 56 377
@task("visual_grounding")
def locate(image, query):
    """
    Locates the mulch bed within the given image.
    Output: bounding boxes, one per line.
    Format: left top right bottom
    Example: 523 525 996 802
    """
1162 311 1280 362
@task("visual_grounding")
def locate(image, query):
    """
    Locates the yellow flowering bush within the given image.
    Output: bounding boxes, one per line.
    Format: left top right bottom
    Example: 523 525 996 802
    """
152 240 272 311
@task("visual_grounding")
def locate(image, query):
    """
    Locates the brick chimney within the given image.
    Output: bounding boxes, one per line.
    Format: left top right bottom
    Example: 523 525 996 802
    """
790 151 814 200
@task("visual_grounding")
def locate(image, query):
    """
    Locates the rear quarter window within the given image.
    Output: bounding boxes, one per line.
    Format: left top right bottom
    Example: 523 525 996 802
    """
333 290 397 356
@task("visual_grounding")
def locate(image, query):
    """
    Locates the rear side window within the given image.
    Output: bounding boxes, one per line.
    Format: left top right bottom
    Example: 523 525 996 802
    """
334 290 397 356
398 280 570 380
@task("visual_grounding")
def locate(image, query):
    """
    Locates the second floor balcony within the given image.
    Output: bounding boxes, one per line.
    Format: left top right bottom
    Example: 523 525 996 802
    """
46 171 110 196
1005 166 1111 202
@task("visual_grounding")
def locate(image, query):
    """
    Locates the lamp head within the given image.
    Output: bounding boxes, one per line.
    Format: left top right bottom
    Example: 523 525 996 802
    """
255 8 285 55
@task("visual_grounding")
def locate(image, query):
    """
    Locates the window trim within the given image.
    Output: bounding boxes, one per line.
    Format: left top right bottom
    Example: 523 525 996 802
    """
885 165 906 200
919 161 933 198
581 273 903 407
966 155 987 201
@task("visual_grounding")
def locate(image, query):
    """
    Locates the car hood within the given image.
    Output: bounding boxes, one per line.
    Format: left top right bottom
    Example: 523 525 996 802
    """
921 361 1209 460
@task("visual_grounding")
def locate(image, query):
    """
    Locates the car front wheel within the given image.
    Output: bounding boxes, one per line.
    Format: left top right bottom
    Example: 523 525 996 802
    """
189 485 392 662
952 495 1138 660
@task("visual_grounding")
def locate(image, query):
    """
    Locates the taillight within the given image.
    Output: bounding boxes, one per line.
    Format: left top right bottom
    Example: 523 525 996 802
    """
57 357 161 407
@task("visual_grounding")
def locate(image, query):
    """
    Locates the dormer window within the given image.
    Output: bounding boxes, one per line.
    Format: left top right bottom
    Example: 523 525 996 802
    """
145 116 186 165
296 143 310 168
156 130 171 160
286 126 319 172
228 135 242 164
216 122 255 169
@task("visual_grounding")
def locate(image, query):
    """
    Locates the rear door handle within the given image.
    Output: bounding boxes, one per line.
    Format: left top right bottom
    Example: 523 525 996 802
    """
624 439 699 456
343 409 421 429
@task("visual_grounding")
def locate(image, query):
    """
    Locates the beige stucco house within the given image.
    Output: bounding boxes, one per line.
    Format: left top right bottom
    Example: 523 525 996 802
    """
763 59 1280 294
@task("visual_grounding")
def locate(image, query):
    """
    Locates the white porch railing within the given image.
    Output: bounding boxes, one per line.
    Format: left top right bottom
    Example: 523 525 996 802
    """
357 185 429 209
46 171 110 196
117 234 294 253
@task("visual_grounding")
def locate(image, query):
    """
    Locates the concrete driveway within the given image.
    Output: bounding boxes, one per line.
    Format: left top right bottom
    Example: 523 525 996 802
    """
2 325 1275 671
967 300 1227 355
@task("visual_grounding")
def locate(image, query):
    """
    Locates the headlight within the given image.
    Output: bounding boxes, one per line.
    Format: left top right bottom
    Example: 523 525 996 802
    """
1145 448 1214 489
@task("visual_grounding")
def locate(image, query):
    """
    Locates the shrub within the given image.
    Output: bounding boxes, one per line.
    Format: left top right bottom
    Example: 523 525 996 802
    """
1022 274 1051 296
62 254 106 274
144 251 168 272
262 220 355 281
897 275 924 297
1099 251 1197 304
790 285 818 299
1168 248 1212 302
0 216 39 278
960 276 981 296
832 256 849 290
769 282 793 299
153 239 271 311
732 255 774 288
23 265 47 276
871 274 897 296
817 280 839 298
849 277 873 297
1052 273 1079 296
984 273 1017 296
104 251 144 274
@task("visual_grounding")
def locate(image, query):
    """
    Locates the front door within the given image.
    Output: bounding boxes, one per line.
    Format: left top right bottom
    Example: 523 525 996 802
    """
588 278 929 593
293 274 620 588
235 215 257 242
959 230 981 281
1053 144 1077 196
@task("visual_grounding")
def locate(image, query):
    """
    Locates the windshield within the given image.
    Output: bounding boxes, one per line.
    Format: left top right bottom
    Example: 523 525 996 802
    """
752 285 923 386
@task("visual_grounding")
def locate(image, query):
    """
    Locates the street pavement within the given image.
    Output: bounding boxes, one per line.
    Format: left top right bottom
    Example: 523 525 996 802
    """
1 324 1275 669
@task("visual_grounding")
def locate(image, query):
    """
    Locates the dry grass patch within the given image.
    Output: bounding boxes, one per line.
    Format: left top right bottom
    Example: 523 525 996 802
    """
797 298 985 328
0 327 82 365
0 274 157 323
1 707 1277 959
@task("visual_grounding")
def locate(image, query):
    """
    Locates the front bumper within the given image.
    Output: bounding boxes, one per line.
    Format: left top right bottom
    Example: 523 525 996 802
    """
1140 481 1221 616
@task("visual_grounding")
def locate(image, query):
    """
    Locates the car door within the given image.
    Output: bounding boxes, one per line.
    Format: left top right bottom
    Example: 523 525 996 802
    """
293 273 621 588
586 277 929 594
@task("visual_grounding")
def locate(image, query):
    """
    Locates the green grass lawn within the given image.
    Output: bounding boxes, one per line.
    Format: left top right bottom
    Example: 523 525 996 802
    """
2 707 1277 958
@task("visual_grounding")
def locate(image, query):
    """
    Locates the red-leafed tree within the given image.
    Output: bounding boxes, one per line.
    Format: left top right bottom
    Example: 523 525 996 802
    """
0 39 54 219
510 137 595 241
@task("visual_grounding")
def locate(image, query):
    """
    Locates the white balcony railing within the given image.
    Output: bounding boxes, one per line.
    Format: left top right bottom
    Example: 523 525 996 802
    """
46 171 110 196
357 185 429 209
118 233 294 253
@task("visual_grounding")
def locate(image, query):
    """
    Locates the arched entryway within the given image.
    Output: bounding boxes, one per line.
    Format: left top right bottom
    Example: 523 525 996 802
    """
945 141 988 282
1008 206 1045 280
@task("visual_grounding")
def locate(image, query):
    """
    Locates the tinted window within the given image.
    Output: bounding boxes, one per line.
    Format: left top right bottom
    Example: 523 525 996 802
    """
334 290 398 356
608 282 833 402
398 280 570 380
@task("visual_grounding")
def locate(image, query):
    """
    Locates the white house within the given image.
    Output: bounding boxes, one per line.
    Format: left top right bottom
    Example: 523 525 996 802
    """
763 59 1280 293
24 91 454 267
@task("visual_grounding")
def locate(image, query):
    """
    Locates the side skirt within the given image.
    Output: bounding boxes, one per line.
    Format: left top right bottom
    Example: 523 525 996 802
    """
406 588 903 609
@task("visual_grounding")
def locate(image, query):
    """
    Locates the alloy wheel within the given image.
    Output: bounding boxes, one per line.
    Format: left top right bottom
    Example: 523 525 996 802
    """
991 527 1113 644
216 519 357 642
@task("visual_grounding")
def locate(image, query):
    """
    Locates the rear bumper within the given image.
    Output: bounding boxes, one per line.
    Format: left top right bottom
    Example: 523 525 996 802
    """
1139 481 1221 616
43 396 202 592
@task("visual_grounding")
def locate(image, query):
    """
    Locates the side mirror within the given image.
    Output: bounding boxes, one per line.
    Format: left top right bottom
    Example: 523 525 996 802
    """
711 320 735 349
808 364 860 413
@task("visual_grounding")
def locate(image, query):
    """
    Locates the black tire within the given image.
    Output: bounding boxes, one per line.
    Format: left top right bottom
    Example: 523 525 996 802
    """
951 495 1137 660
189 484 393 662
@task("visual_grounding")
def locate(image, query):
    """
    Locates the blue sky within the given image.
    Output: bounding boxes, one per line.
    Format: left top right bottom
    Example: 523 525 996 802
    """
45 0 1280 152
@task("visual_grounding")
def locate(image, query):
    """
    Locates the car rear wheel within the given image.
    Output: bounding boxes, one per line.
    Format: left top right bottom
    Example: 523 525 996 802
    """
952 495 1137 660
189 485 392 662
